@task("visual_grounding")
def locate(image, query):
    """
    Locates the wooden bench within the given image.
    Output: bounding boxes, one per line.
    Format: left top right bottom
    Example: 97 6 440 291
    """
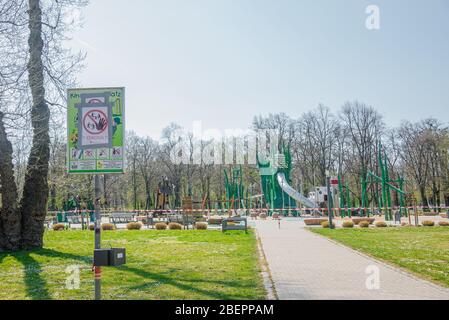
222 217 248 233
109 213 137 226
66 214 84 229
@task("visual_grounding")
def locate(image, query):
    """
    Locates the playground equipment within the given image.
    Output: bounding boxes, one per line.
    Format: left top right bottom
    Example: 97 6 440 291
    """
337 176 358 218
338 142 407 220
154 177 173 211
257 145 315 216
362 142 407 220
224 166 245 211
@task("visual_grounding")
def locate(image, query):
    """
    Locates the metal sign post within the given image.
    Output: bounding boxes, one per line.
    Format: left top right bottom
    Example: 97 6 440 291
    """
326 175 334 229
67 87 126 301
94 175 102 300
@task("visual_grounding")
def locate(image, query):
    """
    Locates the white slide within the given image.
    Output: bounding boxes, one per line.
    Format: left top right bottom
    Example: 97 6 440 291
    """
277 173 316 208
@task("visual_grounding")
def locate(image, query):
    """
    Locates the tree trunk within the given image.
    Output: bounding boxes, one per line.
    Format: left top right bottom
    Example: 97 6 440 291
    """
0 112 21 251
419 185 428 208
145 179 152 210
20 0 51 249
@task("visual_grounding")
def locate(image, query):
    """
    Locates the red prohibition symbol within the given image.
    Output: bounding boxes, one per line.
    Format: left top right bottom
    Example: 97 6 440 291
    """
83 109 108 135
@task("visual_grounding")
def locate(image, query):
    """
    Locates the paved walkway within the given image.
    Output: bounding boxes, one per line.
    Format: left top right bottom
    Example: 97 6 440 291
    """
255 219 449 300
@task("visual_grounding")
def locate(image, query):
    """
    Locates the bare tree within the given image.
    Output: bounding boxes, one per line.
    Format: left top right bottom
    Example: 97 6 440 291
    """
0 0 87 251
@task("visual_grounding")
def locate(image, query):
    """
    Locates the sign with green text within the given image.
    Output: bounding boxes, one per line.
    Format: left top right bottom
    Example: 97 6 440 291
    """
67 87 125 174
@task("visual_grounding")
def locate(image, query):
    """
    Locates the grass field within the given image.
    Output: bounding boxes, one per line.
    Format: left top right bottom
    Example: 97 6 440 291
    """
0 230 265 300
311 226 449 288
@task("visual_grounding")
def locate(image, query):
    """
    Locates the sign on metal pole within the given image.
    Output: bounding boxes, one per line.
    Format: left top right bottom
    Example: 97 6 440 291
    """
67 87 126 300
67 87 125 174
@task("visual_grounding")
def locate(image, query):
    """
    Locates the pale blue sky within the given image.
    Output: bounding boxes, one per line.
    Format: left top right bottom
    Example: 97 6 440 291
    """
71 0 449 139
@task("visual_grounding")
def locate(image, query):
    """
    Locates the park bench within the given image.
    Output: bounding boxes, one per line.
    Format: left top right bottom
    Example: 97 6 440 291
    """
66 214 84 229
222 217 248 233
109 212 137 226
168 214 185 225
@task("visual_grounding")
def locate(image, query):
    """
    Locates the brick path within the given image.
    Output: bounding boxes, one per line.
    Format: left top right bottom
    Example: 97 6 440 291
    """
255 219 449 300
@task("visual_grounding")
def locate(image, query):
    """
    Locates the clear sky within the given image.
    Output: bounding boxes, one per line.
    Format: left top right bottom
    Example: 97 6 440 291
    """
70 0 449 139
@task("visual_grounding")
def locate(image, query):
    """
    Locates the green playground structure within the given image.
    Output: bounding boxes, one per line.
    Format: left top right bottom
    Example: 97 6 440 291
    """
257 145 316 216
224 166 245 210
338 142 407 220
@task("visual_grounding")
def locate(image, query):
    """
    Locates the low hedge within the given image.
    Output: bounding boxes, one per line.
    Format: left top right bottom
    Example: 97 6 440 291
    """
342 221 354 228
422 220 435 227
155 222 167 230
126 222 143 230
321 221 335 229
53 224 65 231
375 221 388 228
352 218 375 225
168 222 183 230
101 223 115 231
195 222 208 230
304 218 328 226
359 221 370 228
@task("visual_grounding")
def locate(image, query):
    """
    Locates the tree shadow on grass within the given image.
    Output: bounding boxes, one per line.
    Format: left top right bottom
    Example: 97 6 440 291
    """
35 249 254 300
13 252 51 300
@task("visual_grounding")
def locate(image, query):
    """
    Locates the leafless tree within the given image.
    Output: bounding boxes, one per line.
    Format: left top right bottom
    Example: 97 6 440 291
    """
0 0 87 251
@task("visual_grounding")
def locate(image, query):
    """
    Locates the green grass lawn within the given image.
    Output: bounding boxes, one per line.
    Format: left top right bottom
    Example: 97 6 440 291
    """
311 226 449 288
0 230 265 300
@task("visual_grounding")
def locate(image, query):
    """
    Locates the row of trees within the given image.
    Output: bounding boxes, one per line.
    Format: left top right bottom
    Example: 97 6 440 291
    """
38 102 449 217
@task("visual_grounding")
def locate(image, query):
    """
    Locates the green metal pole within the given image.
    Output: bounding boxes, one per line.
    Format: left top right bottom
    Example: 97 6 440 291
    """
338 175 345 218
399 178 407 217
361 176 367 217
346 181 352 218
384 150 392 221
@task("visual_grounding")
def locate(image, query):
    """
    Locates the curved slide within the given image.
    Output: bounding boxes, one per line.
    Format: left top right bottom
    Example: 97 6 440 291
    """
277 173 316 208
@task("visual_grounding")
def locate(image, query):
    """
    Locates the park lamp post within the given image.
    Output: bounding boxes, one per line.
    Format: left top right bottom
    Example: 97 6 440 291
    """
326 170 334 229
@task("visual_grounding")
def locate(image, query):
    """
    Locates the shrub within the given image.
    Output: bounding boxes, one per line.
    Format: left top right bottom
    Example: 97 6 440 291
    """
168 222 183 230
438 221 449 227
304 218 327 226
53 223 65 231
321 221 335 229
88 224 95 231
352 218 375 225
195 222 208 230
359 221 370 228
422 220 435 227
401 222 410 227
101 223 115 231
259 213 268 220
375 221 388 228
208 217 223 225
155 222 167 230
272 213 280 219
342 221 354 228
126 222 143 230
